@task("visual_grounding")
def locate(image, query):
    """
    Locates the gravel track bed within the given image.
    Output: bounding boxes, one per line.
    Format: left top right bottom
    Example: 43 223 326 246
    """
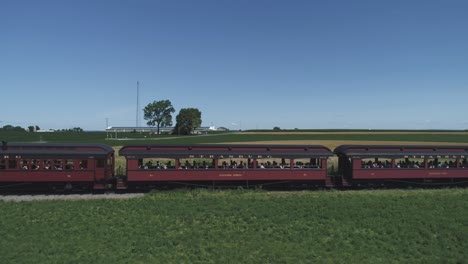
0 193 145 202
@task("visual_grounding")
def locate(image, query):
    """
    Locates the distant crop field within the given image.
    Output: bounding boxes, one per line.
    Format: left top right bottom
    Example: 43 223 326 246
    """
0 189 466 263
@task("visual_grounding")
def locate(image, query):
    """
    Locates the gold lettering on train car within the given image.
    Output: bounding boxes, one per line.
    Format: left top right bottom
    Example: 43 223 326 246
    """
219 174 242 177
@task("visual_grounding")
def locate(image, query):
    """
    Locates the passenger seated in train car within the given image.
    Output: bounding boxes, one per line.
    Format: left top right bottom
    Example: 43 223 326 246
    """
427 158 458 169
54 160 63 170
21 160 29 170
361 158 393 169
79 160 88 169
259 163 265 169
65 162 74 170
143 161 152 169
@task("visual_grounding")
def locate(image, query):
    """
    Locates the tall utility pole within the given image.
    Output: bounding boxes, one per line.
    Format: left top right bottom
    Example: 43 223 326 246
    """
106 118 109 138
136 81 140 127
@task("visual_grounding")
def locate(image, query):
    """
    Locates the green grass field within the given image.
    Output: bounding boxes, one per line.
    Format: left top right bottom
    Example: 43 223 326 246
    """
1 130 468 146
0 189 467 263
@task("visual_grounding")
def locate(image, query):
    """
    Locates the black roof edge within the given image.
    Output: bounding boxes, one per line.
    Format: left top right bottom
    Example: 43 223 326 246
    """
334 144 468 154
2 142 114 153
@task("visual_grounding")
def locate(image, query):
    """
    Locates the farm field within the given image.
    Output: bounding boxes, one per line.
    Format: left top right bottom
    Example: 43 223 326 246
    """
1 130 468 146
0 189 467 263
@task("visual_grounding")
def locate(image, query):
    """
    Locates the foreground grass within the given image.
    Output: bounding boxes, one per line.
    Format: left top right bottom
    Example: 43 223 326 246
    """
0 189 467 263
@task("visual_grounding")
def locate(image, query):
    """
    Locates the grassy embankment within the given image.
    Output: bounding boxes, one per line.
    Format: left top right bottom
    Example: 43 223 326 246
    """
0 189 467 263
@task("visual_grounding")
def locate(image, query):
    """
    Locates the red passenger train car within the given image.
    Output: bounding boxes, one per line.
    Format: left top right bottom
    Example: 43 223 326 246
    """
119 144 333 188
0 143 115 190
334 145 468 186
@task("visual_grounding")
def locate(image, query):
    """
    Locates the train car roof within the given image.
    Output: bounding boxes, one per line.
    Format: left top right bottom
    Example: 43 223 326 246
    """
0 142 114 158
334 145 468 158
119 144 333 158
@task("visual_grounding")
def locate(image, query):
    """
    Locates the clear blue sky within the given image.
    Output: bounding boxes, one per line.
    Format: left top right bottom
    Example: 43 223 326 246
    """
1 0 467 130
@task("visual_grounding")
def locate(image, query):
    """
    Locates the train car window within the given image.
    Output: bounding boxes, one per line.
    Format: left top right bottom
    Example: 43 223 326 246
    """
97 159 105 168
361 158 392 169
44 160 51 170
31 159 41 170
79 160 88 169
462 158 467 168
294 158 321 169
54 160 63 170
427 158 457 169
0 159 5 170
256 158 292 169
8 159 17 169
140 158 181 169
395 158 424 169
21 160 29 170
218 158 249 169
306 158 321 169
65 160 74 170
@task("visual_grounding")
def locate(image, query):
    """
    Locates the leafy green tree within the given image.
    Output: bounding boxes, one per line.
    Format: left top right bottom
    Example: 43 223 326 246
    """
143 100 175 135
27 126 40 132
173 108 202 135
273 126 281 131
2 125 25 131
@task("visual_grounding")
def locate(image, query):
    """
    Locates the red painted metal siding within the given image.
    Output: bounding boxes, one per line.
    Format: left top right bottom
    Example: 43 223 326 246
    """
352 169 468 179
126 169 327 182
0 170 96 182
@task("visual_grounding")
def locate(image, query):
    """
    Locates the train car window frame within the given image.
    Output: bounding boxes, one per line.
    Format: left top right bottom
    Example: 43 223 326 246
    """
54 159 63 170
8 159 18 169
79 160 88 170
65 160 75 171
